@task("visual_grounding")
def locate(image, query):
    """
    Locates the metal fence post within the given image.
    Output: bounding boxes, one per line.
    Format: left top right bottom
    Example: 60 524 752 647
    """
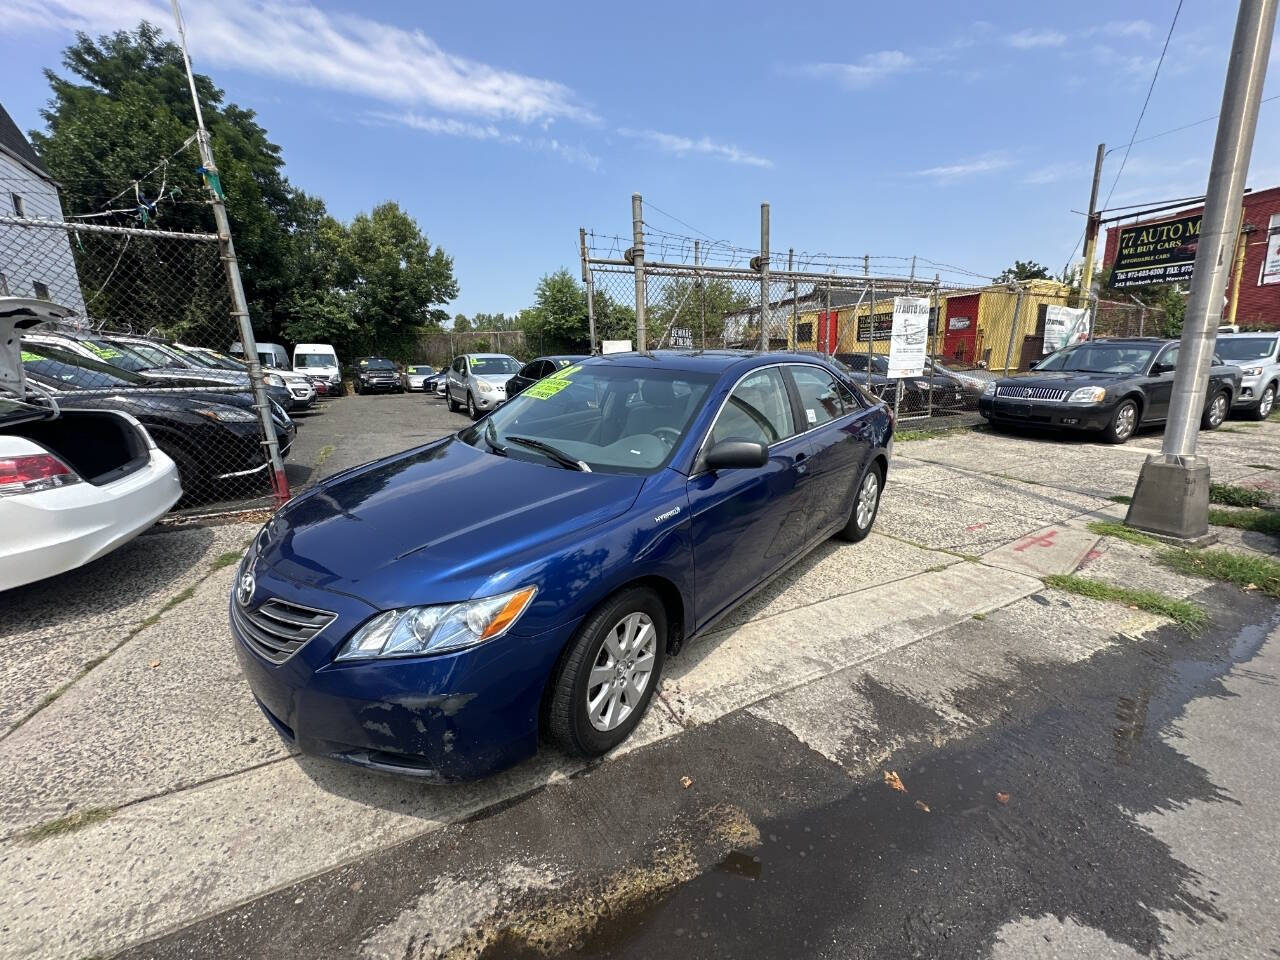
926 279 939 418
1002 285 1026 375
824 282 831 356
759 202 770 351
631 194 646 351
866 280 876 389
580 227 596 354
695 239 705 348
171 0 288 505
788 247 797 351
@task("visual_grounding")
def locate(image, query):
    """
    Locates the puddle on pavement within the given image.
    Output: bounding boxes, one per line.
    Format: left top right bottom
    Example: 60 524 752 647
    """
517 590 1277 960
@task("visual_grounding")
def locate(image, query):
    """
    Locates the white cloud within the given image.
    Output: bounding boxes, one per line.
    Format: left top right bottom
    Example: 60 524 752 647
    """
616 128 772 168
1100 20 1153 39
1021 162 1087 185
1006 29 1068 49
7 0 593 125
800 50 915 89
912 153 1013 182
377 112 600 170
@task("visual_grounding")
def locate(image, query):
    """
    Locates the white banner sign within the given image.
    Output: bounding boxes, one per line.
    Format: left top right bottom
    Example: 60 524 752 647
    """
887 296 929 379
1262 218 1280 285
1043 305 1091 355
601 339 632 354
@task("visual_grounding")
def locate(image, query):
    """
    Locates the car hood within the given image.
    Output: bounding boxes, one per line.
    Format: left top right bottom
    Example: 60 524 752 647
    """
475 374 511 389
999 371 1123 391
258 436 645 608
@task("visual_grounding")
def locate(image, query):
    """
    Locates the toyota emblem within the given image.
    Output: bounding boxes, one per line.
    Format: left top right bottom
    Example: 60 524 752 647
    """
236 570 256 607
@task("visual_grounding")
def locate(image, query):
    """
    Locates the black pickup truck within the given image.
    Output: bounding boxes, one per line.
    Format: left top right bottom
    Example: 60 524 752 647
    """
978 338 1242 444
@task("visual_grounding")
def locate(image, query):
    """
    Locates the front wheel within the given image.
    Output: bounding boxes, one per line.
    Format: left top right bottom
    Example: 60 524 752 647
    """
467 393 479 420
1250 384 1276 421
1103 399 1139 444
838 461 883 542
546 586 667 756
1201 390 1229 431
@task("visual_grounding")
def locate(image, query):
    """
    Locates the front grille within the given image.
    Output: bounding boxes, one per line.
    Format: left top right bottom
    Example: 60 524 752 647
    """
996 385 1070 401
233 596 335 664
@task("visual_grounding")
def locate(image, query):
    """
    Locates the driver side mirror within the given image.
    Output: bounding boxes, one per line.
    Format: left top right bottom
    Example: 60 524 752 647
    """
704 439 769 471
1151 361 1175 375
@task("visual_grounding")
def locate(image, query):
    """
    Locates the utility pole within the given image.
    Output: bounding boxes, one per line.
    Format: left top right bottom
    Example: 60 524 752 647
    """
579 227 597 354
759 202 770 351
1225 221 1257 326
170 0 289 505
1077 143 1106 304
630 194 646 351
1127 0 1277 542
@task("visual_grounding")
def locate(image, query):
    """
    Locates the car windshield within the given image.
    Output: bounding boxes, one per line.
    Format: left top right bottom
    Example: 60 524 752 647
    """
360 358 396 370
462 365 715 474
296 352 337 368
470 356 521 375
115 340 191 368
1036 343 1158 374
837 354 889 375
1216 337 1276 362
79 337 152 372
202 351 245 370
407 365 430 374
21 342 149 388
173 346 222 368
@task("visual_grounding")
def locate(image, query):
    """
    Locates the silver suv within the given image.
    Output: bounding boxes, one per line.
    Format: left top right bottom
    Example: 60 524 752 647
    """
1217 332 1280 420
445 353 523 419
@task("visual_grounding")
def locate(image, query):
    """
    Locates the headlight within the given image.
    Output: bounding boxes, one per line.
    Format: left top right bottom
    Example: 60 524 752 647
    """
477 381 495 393
983 381 996 396
330 374 342 384
1068 386 1107 403
336 586 537 660
1242 366 1264 377
265 373 285 387
195 406 258 422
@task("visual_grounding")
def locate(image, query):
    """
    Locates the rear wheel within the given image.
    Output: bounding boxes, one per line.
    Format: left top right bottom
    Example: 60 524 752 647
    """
1248 384 1275 421
1201 390 1229 431
1103 399 1139 444
546 587 667 756
447 388 460 412
838 461 883 542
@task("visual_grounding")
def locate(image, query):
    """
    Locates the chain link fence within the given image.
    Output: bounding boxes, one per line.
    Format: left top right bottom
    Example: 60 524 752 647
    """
1 173 288 510
581 214 1119 425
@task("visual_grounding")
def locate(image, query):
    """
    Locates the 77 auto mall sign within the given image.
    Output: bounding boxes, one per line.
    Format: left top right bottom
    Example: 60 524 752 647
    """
1110 212 1201 289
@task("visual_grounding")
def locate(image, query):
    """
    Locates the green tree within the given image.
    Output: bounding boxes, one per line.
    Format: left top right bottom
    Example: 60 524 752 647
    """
452 313 472 332
649 277 748 347
519 269 589 353
995 260 1052 283
32 23 312 338
340 202 457 358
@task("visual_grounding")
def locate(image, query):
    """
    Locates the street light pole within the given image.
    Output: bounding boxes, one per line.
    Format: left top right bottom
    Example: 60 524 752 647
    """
1077 143 1105 304
1126 0 1277 542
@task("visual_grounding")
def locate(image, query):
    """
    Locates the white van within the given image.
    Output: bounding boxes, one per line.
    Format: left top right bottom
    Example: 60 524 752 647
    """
293 343 343 395
230 341 291 370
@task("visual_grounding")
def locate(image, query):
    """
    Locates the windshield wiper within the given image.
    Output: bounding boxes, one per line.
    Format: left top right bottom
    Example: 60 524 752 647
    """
505 435 590 472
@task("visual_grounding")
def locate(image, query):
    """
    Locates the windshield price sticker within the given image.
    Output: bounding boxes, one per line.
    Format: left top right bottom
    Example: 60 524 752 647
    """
87 343 122 360
548 364 582 381
20 351 41 363
525 378 571 400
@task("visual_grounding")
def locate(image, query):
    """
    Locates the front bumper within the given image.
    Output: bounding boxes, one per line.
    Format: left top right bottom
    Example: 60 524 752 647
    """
1231 375 1267 409
473 390 507 410
0 449 181 591
359 378 400 393
229 561 573 780
978 396 1114 431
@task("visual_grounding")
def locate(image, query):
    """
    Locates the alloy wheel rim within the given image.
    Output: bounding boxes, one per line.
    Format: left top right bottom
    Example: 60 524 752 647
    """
1116 404 1136 438
856 472 880 529
1211 395 1226 425
1262 389 1275 418
586 612 657 732
468 396 476 417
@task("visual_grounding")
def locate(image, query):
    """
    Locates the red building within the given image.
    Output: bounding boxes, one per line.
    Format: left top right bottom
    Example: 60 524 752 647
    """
1102 183 1280 330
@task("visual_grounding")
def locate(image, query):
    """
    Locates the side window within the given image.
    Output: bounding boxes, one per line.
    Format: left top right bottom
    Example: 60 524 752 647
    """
534 360 553 379
789 365 850 428
518 362 539 379
709 368 796 447
1161 346 1179 370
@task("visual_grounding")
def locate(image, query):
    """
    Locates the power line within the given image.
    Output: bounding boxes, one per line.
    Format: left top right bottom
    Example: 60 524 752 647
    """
1115 92 1278 152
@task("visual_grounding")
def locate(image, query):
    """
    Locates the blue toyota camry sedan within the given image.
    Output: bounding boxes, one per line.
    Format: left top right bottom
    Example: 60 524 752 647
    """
230 351 893 779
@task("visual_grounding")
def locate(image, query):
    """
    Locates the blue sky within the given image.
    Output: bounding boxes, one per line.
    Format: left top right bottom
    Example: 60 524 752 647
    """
3 1 1278 318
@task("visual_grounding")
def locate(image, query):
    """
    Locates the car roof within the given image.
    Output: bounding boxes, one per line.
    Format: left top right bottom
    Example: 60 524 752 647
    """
1217 331 1278 338
465 353 515 359
584 349 829 374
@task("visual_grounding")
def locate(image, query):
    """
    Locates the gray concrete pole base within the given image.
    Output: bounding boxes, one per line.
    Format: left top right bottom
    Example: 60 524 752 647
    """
1124 454 1219 547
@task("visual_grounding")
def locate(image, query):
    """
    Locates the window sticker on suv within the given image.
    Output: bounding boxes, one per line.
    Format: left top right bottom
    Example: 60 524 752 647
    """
525 378 571 400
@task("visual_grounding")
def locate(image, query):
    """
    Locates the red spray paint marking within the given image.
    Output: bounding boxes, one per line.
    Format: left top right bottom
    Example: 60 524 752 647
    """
965 522 988 532
1013 530 1058 553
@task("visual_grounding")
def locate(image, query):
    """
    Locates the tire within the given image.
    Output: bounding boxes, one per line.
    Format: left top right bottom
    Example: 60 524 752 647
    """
159 444 204 505
545 586 667 756
838 460 884 542
447 388 460 412
1249 384 1275 421
1103 398 1139 444
1201 390 1229 431
466 392 479 420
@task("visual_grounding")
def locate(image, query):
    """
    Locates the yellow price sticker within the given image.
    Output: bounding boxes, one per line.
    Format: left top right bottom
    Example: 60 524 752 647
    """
547 363 582 381
525 378 571 399
21 351 42 363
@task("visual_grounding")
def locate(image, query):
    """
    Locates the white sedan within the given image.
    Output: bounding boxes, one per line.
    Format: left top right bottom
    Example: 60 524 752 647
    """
1 297 183 591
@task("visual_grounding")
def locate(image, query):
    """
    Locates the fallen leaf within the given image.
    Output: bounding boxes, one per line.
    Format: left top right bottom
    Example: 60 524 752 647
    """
995 791 1010 805
149 661 160 669
1245 583 1258 591
884 770 907 793
914 800 931 813
680 776 693 789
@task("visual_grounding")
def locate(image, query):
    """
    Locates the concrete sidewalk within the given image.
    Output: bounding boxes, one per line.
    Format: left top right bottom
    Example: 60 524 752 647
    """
1 419 1277 959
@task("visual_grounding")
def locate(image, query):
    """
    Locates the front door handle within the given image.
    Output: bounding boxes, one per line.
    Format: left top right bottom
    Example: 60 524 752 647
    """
795 451 808 475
